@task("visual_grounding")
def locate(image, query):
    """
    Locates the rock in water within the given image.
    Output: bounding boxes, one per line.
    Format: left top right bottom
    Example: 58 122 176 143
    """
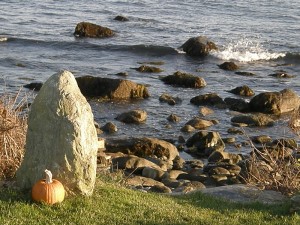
17 70 98 196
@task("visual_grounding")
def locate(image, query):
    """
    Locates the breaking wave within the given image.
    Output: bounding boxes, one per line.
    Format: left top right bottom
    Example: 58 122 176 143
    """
211 38 286 62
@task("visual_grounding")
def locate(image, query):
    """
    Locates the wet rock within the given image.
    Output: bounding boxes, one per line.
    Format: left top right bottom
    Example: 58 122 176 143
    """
185 117 214 129
115 109 147 123
161 71 206 88
24 82 43 91
116 72 128 77
180 36 217 57
76 76 149 99
228 85 255 96
159 93 181 105
180 125 195 133
249 89 300 115
218 62 239 71
74 22 115 38
199 106 214 116
186 131 225 156
101 122 118 134
167 114 181 122
135 65 163 73
235 71 256 76
231 113 274 127
268 71 295 78
106 137 179 161
149 185 172 193
190 93 226 108
224 97 250 112
114 15 129 22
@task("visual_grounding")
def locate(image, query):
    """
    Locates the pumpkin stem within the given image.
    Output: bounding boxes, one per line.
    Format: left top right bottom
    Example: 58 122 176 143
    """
45 169 53 184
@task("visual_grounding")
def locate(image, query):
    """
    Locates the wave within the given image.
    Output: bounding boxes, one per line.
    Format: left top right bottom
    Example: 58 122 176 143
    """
210 38 286 62
280 52 300 63
6 37 178 56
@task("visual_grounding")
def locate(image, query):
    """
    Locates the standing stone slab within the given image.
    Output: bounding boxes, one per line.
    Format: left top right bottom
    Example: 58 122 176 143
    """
17 70 98 196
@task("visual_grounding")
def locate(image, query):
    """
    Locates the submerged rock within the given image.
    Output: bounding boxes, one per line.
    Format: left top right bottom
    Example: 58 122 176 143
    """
161 71 206 88
74 22 115 38
228 85 255 97
135 65 163 73
17 71 98 195
180 36 217 57
218 62 239 71
114 15 129 22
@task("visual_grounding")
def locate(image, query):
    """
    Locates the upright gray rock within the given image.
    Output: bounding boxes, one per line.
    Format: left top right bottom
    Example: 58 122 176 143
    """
17 70 98 196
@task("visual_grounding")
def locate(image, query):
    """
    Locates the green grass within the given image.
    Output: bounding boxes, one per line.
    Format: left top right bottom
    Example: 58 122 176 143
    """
0 177 299 225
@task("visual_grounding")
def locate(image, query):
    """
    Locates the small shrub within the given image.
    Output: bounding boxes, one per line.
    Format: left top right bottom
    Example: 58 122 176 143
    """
0 91 28 180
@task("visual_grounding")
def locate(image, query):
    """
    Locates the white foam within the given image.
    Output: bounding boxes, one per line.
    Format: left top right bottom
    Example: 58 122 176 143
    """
211 38 286 62
0 37 8 42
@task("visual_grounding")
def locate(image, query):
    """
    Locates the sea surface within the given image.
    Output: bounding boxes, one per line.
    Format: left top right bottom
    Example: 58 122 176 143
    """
1 0 300 157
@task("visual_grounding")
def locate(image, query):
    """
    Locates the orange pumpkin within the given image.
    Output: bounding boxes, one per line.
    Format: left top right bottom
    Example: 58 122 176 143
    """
32 169 65 204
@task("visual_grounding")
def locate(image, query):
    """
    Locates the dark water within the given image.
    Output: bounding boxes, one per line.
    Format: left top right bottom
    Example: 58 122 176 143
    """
1 0 300 158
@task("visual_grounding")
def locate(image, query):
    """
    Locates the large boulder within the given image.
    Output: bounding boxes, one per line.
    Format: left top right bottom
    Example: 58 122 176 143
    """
76 76 149 99
161 71 206 88
17 71 99 195
74 22 115 38
105 137 179 161
186 131 225 156
249 89 300 115
180 36 217 57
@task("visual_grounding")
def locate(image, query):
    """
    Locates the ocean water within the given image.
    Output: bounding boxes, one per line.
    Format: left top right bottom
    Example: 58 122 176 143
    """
1 0 299 156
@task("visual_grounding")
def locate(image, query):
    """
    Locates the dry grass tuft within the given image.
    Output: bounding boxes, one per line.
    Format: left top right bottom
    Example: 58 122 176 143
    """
0 91 28 180
240 141 300 196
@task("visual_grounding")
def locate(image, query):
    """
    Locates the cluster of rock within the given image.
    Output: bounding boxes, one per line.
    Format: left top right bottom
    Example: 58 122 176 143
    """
100 131 299 194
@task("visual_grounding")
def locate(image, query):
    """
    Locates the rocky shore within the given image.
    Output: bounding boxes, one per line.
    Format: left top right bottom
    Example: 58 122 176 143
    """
21 22 300 204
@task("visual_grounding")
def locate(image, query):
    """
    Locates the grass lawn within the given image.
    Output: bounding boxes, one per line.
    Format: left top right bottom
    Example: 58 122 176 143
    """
0 176 299 225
